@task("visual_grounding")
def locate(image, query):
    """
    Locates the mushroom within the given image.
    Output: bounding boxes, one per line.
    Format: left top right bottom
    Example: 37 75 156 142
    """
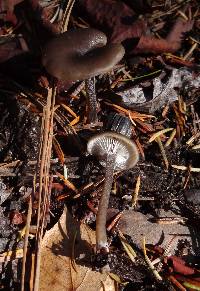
87 132 139 252
42 28 125 124
106 112 132 137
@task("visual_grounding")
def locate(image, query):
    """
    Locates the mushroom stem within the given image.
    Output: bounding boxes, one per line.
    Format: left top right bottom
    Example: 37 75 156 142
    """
87 132 139 253
96 154 116 252
85 77 99 124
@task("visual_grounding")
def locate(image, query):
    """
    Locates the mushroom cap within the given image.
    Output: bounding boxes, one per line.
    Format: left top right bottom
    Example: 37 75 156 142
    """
87 132 139 170
106 112 132 138
42 28 125 82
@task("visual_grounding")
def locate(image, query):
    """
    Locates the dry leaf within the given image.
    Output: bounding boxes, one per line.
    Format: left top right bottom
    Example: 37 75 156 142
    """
80 0 193 54
132 35 178 54
39 207 115 291
79 0 147 43
132 19 193 54
115 68 199 113
167 256 196 276
166 19 194 48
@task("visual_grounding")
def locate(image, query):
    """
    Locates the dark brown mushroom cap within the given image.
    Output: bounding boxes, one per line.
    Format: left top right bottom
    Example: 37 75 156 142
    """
42 28 125 81
87 132 139 170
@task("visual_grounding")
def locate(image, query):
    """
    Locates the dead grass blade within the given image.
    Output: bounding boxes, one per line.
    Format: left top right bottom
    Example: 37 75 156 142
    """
104 101 154 121
148 128 174 143
62 0 76 32
53 137 65 165
165 129 176 147
156 137 169 170
56 171 78 193
60 103 78 118
21 195 33 291
118 230 136 263
172 165 200 172
143 237 162 281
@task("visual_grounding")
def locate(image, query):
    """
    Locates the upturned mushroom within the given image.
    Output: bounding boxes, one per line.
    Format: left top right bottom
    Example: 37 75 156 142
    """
106 112 132 137
42 28 125 124
87 132 139 252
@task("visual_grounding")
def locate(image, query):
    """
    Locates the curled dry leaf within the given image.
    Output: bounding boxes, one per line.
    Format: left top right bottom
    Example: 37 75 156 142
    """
115 68 199 113
166 19 194 48
39 207 115 291
79 0 147 43
132 19 194 54
132 35 178 55
80 0 193 54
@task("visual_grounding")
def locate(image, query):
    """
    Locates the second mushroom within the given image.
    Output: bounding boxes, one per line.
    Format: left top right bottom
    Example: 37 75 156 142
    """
87 132 139 252
42 28 125 125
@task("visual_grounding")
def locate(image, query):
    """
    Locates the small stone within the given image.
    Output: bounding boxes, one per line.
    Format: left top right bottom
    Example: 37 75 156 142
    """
117 209 199 254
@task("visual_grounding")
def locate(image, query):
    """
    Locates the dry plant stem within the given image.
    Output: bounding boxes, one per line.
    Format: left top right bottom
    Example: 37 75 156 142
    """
85 77 99 124
21 195 32 291
33 86 56 291
62 0 76 32
96 154 115 252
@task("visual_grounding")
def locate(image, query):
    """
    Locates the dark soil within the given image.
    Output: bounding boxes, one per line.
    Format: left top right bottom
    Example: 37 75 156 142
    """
0 0 200 290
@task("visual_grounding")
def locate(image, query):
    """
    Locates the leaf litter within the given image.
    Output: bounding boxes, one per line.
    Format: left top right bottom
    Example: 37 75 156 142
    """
79 0 194 54
0 0 200 290
39 207 115 291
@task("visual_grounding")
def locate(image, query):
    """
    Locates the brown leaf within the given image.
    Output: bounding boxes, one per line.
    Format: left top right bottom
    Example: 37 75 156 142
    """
132 35 178 55
80 0 193 54
39 208 115 291
132 19 194 54
166 19 194 48
167 256 196 276
79 0 147 43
